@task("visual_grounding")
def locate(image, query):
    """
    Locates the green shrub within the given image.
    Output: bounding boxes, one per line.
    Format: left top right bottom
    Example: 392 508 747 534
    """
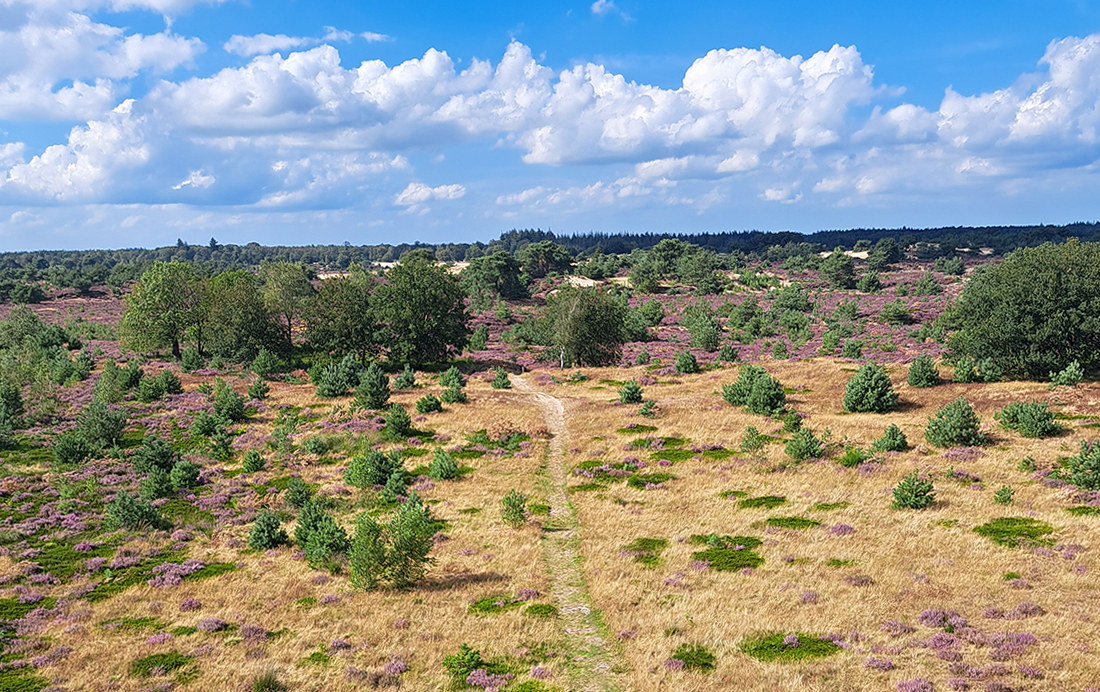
247 379 270 400
137 374 166 403
690 533 764 571
346 363 388 410
973 517 1054 548
819 329 841 355
638 400 658 418
782 410 802 432
416 394 443 414
314 364 348 398
251 348 281 378
428 448 460 481
345 451 403 489
740 426 766 452
468 325 489 351
841 339 862 359
670 643 716 673
140 466 173 500
249 509 289 550
286 477 313 508
870 424 908 453
676 351 700 374
878 300 912 326
996 401 1061 438
349 499 437 590
635 348 651 365
501 489 527 528
384 404 413 439
0 403 13 450
440 366 464 389
746 374 786 417
856 271 881 293
976 357 1003 383
243 449 265 473
381 469 409 502
212 378 246 422
180 347 202 373
892 471 935 510
1063 440 1100 490
619 380 643 404
191 410 218 437
393 364 417 389
785 428 824 462
440 385 467 404
1050 360 1084 388
490 368 511 389
953 356 979 383
442 644 485 684
129 435 177 473
169 460 200 490
722 365 765 406
994 486 1014 505
925 398 986 447
76 398 127 452
52 430 92 466
842 363 898 413
739 632 841 662
303 514 350 568
106 491 170 530
907 355 940 387
836 446 871 468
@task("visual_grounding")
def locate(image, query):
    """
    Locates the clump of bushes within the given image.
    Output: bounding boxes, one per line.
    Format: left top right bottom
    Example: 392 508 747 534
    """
842 363 898 413
925 398 986 447
619 380 643 404
676 351 700 375
490 368 511 389
106 491 170 531
995 401 1061 438
892 471 935 510
907 355 940 387
1062 440 1100 490
721 365 786 416
345 450 404 489
870 424 908 453
349 497 437 590
785 428 824 462
249 509 289 550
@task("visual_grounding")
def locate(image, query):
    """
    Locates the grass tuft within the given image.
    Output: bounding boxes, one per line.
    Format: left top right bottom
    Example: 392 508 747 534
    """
973 517 1055 548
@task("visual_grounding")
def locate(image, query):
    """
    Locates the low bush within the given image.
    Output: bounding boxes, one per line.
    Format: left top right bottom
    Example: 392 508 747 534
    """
384 404 413 439
785 428 824 462
843 362 898 413
349 498 437 590
353 363 390 410
212 378 246 422
440 385 467 404
676 351 700 374
619 380 643 404
285 477 313 508
393 364 417 389
490 368 511 389
243 450 265 473
841 340 862 359
892 471 935 510
251 348 281 378
439 366 465 389
996 401 1061 438
169 460 200 490
247 379 270 399
925 398 986 447
345 451 404 489
501 489 527 528
249 509 289 550
994 485 1014 505
870 424 908 453
670 643 716 673
415 394 443 414
106 491 170 531
1050 360 1084 388
295 500 349 568
1063 440 1100 490
428 448 460 481
907 355 940 387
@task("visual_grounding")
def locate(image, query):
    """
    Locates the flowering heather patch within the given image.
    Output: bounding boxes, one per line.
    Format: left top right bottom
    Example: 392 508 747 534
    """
383 657 409 675
319 595 340 604
864 657 894 670
148 559 205 587
897 679 934 692
830 523 856 536
918 608 968 630
239 624 267 642
178 599 201 612
466 668 514 689
145 633 174 645
196 618 227 632
664 658 685 670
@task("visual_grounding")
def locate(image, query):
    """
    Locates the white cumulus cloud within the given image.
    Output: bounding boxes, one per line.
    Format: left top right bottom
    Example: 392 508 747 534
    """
394 181 466 206
224 34 312 57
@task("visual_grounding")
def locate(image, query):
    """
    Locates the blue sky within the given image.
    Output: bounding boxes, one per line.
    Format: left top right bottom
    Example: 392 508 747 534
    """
1 1 1099 250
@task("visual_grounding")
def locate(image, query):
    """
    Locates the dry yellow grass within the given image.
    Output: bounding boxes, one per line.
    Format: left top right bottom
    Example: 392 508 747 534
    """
10 360 1099 691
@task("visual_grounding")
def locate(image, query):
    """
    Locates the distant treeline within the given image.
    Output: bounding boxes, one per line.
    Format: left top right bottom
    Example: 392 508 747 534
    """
0 222 1097 299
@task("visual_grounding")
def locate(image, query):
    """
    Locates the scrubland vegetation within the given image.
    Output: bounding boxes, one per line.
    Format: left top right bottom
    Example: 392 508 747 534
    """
0 229 1098 691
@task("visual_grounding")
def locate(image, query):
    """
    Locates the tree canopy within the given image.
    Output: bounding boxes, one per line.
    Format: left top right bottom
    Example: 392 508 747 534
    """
542 286 626 367
943 239 1100 379
118 260 206 359
373 253 468 367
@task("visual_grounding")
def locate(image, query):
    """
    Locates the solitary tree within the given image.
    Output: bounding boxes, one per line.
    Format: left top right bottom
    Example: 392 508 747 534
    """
542 286 626 367
259 261 315 355
119 261 206 359
305 267 381 363
462 251 527 300
373 253 469 367
517 241 573 279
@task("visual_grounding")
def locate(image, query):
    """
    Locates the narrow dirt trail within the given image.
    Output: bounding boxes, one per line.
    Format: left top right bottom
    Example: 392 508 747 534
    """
511 375 621 692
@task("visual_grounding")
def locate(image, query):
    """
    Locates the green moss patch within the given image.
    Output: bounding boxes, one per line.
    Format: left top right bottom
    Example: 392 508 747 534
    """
1066 506 1100 516
469 595 524 615
31 541 111 579
528 503 550 516
651 449 696 463
973 517 1055 548
811 501 850 512
172 626 198 636
452 449 486 460
185 562 237 582
0 668 49 692
458 507 482 515
689 534 764 572
129 651 193 678
617 424 657 434
739 632 841 662
702 448 736 460
622 537 668 568
297 648 331 667
766 516 821 530
719 490 748 499
0 597 58 622
626 472 676 489
100 617 168 633
524 604 559 619
739 495 787 510
825 558 858 567
158 498 216 527
670 643 716 673
569 482 609 492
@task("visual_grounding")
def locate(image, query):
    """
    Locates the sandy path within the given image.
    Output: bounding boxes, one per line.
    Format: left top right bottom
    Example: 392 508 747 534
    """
511 374 621 692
